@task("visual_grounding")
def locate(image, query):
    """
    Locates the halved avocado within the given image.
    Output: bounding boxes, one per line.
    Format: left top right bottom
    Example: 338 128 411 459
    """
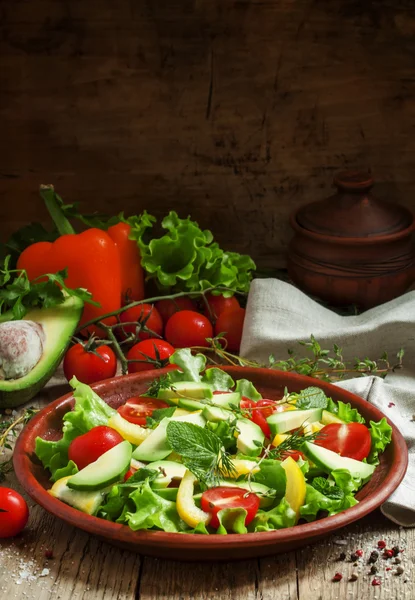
0 296 83 408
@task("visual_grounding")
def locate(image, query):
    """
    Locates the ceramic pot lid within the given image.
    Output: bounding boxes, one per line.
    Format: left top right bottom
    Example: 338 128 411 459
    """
296 170 413 238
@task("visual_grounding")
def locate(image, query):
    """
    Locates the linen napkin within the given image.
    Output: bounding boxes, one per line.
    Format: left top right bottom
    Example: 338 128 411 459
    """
240 278 415 527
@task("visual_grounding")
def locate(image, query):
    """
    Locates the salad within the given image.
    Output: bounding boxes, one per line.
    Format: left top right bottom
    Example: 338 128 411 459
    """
35 349 392 535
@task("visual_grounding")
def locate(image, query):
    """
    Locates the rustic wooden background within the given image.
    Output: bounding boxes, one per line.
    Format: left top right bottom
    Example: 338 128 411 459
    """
1 0 415 268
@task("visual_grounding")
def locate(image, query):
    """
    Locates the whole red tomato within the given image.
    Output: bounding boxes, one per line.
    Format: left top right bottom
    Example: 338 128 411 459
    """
214 308 246 352
127 339 175 373
68 426 124 470
0 487 29 538
165 310 213 348
204 293 240 321
119 304 163 340
155 297 196 325
63 344 117 384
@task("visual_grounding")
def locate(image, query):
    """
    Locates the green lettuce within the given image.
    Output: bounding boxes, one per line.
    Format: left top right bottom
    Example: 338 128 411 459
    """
35 377 116 481
202 368 235 391
124 481 188 532
168 349 206 383
249 498 297 532
129 211 255 295
295 387 328 410
300 483 358 522
216 508 248 534
367 418 393 466
331 469 362 493
252 459 286 498
235 379 262 401
326 399 365 424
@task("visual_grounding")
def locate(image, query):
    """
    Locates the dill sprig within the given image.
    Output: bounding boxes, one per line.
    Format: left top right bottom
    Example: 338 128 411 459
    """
267 427 324 460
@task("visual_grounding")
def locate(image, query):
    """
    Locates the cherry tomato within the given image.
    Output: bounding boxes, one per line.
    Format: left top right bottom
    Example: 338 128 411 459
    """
68 425 124 470
155 297 196 325
280 450 305 462
124 467 137 481
119 304 163 340
240 397 284 438
314 423 372 461
127 339 175 373
214 308 246 352
63 344 117 385
201 487 260 529
117 397 170 426
0 487 29 538
165 310 213 348
203 293 240 321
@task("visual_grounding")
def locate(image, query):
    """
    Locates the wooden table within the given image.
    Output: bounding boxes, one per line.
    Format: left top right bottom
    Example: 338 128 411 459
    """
1 379 414 600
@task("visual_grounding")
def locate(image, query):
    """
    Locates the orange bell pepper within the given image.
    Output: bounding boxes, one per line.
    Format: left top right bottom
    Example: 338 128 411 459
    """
17 229 122 336
107 222 145 304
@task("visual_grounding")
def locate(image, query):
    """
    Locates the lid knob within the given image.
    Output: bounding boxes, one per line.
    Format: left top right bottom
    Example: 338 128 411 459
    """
334 170 374 191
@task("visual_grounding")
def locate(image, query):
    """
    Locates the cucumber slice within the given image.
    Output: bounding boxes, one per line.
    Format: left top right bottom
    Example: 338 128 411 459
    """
267 408 323 436
158 382 213 402
302 441 376 482
236 418 265 457
202 405 233 422
67 440 132 491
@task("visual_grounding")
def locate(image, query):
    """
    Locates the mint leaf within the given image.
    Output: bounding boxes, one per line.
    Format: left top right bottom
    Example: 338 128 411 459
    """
295 387 328 410
166 421 235 486
235 379 262 401
311 477 344 500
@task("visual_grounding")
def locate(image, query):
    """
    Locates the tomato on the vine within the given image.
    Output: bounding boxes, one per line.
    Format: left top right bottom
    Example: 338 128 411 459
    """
127 339 175 373
203 293 240 321
165 310 213 348
314 423 371 461
0 488 29 538
117 397 170 426
63 343 117 385
200 487 260 529
119 304 163 340
68 426 124 470
155 297 196 325
214 308 246 352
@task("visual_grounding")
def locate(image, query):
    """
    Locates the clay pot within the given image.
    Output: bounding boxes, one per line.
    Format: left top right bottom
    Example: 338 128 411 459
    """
287 171 415 308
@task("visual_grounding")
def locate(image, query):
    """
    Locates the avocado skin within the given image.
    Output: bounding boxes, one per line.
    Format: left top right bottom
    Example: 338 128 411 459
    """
0 296 83 408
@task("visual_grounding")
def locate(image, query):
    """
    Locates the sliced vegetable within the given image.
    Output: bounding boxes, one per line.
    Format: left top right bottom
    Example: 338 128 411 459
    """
176 470 211 528
117 397 170 426
281 456 306 522
314 422 372 461
201 486 260 529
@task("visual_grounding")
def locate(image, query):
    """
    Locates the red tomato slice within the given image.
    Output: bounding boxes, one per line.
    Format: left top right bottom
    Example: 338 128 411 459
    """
117 397 170 426
200 487 260 529
124 467 137 481
280 450 305 462
240 397 286 438
314 422 372 461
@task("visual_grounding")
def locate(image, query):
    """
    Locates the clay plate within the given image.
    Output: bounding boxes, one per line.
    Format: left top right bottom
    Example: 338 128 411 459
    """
14 367 408 561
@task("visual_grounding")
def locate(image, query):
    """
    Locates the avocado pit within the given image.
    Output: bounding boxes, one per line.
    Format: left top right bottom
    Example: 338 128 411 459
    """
0 320 45 380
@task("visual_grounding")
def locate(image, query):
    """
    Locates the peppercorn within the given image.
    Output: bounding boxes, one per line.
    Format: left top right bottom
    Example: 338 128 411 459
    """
355 549 363 557
383 549 394 559
371 577 381 586
377 540 387 549
337 552 346 561
395 557 402 565
395 566 404 576
368 551 379 564
332 573 343 582
349 573 358 582
44 550 54 559
370 565 378 574
350 552 359 562
392 546 400 557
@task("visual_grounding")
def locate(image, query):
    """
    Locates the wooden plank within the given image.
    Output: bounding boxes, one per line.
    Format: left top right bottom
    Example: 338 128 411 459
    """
2 0 415 268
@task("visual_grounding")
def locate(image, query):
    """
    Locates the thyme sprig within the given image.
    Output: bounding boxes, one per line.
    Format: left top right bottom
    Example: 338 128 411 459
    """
0 407 39 482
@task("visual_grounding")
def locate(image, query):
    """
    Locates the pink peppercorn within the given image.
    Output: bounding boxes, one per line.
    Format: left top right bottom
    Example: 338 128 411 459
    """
384 550 394 559
356 549 363 557
372 577 381 586
377 540 387 549
332 573 343 582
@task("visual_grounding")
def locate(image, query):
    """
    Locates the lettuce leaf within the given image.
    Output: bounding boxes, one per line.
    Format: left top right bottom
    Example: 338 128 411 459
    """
252 459 286 498
326 399 365 424
125 481 188 532
216 508 248 534
299 484 358 522
235 379 262 401
367 418 393 466
129 211 255 295
35 377 116 481
249 498 297 532
202 368 235 391
331 469 362 493
168 349 205 383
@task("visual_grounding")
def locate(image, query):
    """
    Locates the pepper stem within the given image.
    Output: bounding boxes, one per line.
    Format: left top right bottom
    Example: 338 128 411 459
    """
40 184 76 236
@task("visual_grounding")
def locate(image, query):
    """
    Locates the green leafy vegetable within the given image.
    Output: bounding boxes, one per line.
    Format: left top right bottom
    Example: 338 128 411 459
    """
311 477 344 500
295 387 328 410
251 459 286 498
330 469 362 493
216 508 248 534
202 368 235 391
205 420 237 451
300 484 358 522
326 399 365 424
35 377 116 480
235 379 262 401
249 498 297 532
168 349 206 383
129 210 255 295
146 407 176 429
166 421 235 487
366 418 393 466
125 480 187 532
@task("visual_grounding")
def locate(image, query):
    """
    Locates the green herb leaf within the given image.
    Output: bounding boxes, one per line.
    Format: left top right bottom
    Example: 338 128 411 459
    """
146 407 176 429
311 477 344 500
166 421 235 487
202 368 235 392
235 379 262 401
168 349 206 383
295 387 328 410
